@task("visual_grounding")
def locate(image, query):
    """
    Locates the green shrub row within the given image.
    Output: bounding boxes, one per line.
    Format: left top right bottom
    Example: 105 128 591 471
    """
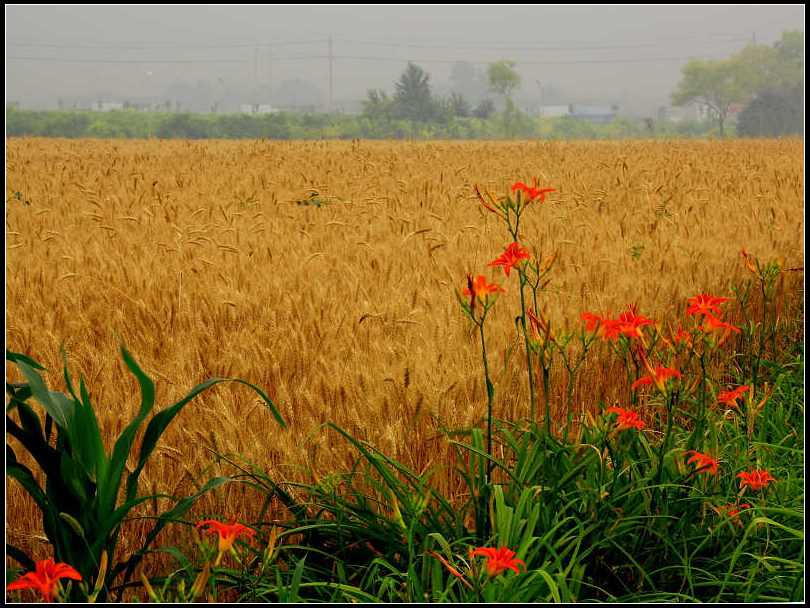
5 107 728 141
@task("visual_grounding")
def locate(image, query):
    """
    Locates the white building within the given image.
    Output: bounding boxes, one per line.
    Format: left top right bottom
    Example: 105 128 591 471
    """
536 105 571 119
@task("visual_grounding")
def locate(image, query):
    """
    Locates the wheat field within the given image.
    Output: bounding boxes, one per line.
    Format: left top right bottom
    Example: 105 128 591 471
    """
5 137 804 568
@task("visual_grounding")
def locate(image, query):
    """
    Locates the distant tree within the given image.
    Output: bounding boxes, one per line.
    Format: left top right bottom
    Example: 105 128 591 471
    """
737 85 803 137
362 89 398 120
670 58 747 137
448 61 488 104
672 30 804 138
734 31 803 137
472 98 496 120
394 62 436 121
448 92 471 118
487 60 521 100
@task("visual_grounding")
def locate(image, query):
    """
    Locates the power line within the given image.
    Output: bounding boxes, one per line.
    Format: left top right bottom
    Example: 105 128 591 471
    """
5 38 326 51
6 34 752 54
335 35 752 52
6 56 246 65
6 51 735 67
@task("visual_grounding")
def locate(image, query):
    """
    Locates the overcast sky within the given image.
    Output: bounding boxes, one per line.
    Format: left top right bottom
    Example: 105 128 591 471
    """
5 4 805 114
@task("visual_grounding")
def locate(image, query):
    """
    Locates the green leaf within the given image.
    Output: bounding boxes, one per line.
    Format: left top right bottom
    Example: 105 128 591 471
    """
99 345 156 516
16 361 73 429
6 349 47 371
7 543 37 573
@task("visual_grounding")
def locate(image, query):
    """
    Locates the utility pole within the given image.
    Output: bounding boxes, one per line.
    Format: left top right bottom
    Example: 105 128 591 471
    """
267 46 272 106
254 47 259 104
328 36 333 113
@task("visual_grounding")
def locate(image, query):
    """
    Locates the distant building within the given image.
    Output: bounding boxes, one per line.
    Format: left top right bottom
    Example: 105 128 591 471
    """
240 103 280 114
91 100 124 112
569 104 618 124
659 103 743 123
657 106 690 123
536 105 571 119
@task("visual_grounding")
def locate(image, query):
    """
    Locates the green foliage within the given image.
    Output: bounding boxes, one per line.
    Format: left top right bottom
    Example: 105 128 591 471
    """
394 62 438 122
487 60 521 99
295 191 342 208
5 346 286 602
671 58 747 137
737 84 804 137
672 30 805 138
472 98 496 120
7 106 733 141
447 92 471 118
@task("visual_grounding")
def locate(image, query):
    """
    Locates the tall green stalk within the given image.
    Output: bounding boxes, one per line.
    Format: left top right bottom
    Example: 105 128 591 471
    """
478 320 495 486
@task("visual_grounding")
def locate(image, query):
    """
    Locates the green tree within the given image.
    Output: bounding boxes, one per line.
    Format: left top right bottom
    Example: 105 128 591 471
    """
472 98 496 120
670 58 747 137
394 62 436 121
737 84 804 137
487 60 521 100
448 92 471 118
734 31 804 137
362 89 398 120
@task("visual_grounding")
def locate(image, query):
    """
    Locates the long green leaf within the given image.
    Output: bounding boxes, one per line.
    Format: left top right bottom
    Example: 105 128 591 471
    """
99 345 156 516
16 360 73 429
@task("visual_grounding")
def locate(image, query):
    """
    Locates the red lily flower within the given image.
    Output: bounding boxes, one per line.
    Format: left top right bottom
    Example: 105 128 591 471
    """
686 293 731 317
615 307 655 341
462 274 505 303
6 558 82 603
511 179 556 203
718 385 750 409
699 313 741 345
684 450 720 476
580 311 621 340
671 324 694 347
736 470 776 492
196 517 256 565
632 366 683 393
487 242 531 277
714 503 751 525
605 406 646 431
471 546 526 577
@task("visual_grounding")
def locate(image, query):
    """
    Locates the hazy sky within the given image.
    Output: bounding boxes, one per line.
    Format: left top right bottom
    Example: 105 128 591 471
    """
5 4 805 114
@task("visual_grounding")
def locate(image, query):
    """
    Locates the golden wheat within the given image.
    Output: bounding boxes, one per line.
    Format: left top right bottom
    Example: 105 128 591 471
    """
5 137 804 572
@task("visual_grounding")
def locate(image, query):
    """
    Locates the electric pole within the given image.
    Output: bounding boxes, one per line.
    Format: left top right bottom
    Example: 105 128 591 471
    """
328 36 333 113
267 45 272 106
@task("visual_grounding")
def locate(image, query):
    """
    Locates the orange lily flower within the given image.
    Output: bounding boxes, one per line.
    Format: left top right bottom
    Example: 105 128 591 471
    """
6 558 82 603
684 450 720 476
488 242 531 277
462 274 504 303
717 385 750 409
471 546 526 577
605 406 646 431
196 517 256 565
615 306 655 341
713 503 751 526
580 311 621 340
736 470 776 492
686 293 731 317
632 366 683 393
699 313 741 346
511 179 556 203
671 324 694 348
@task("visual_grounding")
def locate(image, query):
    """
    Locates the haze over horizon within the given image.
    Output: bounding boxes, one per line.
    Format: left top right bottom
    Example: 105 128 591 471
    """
5 4 805 117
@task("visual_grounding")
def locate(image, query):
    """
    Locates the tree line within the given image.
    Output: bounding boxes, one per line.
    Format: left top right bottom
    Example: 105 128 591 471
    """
6 31 802 140
671 30 803 137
